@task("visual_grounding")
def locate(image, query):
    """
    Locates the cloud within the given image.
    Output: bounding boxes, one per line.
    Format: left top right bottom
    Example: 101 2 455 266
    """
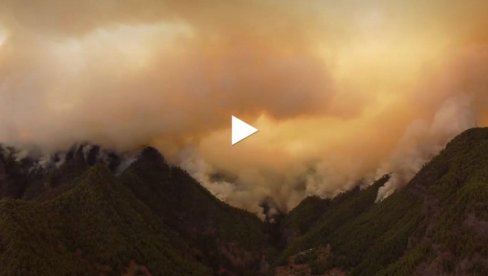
1 1 488 213
0 1 336 151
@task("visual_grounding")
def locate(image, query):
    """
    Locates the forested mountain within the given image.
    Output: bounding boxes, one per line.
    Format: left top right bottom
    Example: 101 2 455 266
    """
0 128 487 275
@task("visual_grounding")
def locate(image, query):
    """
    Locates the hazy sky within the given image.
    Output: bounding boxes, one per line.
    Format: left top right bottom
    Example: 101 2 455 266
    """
1 0 488 213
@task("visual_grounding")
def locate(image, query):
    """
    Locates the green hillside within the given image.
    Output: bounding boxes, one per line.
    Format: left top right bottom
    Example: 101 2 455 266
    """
0 165 211 275
275 128 488 275
0 128 488 275
119 147 269 274
0 146 271 275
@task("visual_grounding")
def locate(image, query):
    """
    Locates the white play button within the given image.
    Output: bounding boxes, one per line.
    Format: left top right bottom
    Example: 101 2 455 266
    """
232 116 258 145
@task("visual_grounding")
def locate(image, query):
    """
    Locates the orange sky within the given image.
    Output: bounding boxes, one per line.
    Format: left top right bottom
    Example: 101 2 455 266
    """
1 0 488 213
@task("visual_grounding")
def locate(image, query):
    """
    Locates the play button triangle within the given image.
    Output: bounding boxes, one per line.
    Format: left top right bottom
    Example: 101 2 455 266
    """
232 116 258 145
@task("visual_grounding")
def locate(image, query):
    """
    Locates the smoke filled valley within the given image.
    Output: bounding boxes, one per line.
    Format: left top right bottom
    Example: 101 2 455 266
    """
0 128 487 275
2 0 488 215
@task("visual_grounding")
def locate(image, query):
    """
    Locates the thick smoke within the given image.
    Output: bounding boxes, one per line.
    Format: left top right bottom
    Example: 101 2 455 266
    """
376 94 477 201
0 1 335 151
1 1 488 213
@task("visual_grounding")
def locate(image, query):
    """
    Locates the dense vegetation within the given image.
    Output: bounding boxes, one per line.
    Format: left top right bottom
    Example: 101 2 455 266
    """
0 128 487 275
0 146 268 275
276 128 488 275
0 165 211 275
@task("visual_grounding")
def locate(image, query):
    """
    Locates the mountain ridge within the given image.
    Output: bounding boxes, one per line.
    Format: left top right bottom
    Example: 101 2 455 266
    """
275 128 488 275
0 128 487 275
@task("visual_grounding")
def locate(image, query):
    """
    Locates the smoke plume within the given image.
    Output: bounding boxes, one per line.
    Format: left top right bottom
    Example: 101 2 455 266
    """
376 94 477 201
1 1 488 212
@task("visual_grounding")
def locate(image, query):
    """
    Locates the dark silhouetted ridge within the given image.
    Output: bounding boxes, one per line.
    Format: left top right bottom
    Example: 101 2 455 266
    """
0 128 487 275
275 128 488 275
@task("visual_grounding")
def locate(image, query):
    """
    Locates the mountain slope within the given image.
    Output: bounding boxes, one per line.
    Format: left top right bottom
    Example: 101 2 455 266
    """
0 128 487 275
0 165 211 275
0 146 271 275
119 147 269 274
276 128 488 275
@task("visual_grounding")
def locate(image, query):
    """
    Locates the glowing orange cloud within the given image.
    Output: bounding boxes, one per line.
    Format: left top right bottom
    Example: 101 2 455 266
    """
0 0 488 212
